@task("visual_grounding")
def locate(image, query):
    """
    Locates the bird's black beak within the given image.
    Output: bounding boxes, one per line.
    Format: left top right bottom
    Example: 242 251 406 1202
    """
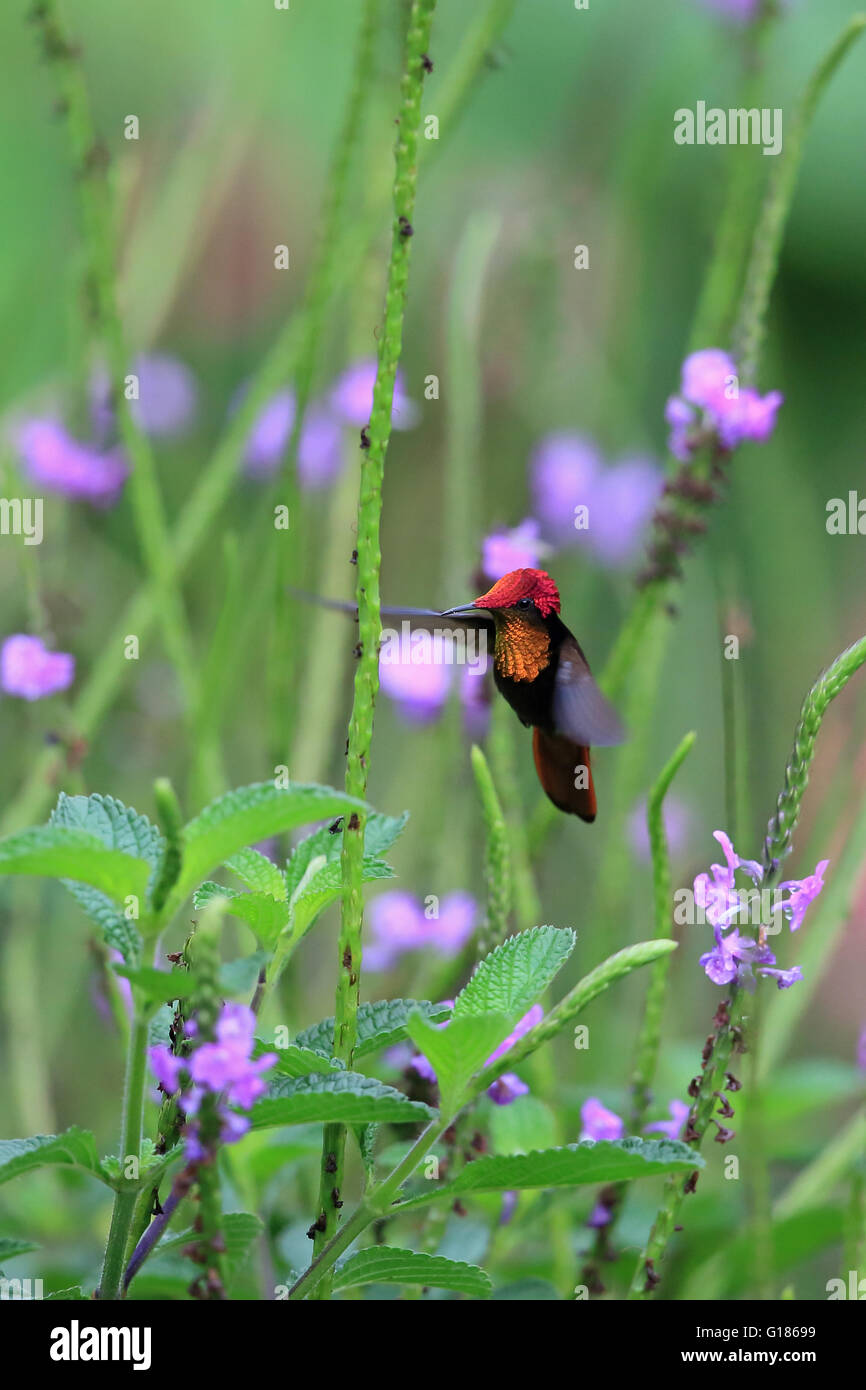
439 602 489 618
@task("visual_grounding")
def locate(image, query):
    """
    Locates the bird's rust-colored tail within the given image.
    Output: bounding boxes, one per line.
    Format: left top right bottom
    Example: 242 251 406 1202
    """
532 728 597 822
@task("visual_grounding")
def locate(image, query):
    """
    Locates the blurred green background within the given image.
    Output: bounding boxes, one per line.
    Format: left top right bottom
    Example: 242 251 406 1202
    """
0 0 864 1298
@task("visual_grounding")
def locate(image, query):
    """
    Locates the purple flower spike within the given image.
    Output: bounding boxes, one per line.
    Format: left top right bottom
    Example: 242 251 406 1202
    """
487 1072 529 1106
330 360 418 431
16 419 128 506
580 1097 624 1142
481 519 545 580
588 456 663 567
757 965 804 990
644 1098 690 1142
189 1002 277 1109
1 635 74 701
667 348 783 459
243 390 295 477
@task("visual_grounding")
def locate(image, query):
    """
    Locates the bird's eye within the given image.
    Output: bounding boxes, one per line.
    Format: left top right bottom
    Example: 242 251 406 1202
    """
517 597 533 610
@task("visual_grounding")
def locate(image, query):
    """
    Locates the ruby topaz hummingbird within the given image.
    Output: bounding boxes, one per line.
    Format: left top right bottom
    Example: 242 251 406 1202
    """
292 567 625 821
439 568 625 821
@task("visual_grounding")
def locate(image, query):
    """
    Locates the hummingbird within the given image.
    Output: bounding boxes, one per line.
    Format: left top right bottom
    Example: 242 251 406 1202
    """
292 567 625 821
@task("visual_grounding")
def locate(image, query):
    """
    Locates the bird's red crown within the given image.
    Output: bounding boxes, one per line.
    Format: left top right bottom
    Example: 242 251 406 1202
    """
473 568 561 617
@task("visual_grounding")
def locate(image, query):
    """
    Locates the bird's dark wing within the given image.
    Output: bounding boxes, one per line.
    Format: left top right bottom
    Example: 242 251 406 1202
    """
551 635 626 746
287 588 494 635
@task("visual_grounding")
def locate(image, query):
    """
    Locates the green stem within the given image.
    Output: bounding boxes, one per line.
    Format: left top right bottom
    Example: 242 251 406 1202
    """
310 0 438 1292
30 1 198 711
470 743 512 956
98 1011 149 1300
734 15 866 380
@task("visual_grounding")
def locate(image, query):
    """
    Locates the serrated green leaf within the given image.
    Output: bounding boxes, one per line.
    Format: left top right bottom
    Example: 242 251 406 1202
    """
195 881 290 948
225 846 287 900
295 998 453 1060
265 1043 341 1078
454 926 576 1022
333 1246 491 1297
50 793 164 874
0 826 151 903
0 1237 39 1260
174 781 368 908
395 1139 704 1213
407 1012 511 1110
284 811 408 901
249 1072 433 1130
60 881 143 964
0 1129 111 1188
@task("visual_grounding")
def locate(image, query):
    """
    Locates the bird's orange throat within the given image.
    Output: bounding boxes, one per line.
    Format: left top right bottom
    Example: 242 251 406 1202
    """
493 615 551 682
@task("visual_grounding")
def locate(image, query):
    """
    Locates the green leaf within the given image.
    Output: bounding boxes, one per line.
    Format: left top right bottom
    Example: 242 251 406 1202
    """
266 1043 342 1079
114 965 197 1011
0 826 151 903
290 856 395 940
193 881 290 948
284 811 408 901
174 781 368 906
406 1012 511 1110
333 1246 491 1297
50 792 164 875
0 1129 111 1188
219 951 271 998
395 1139 703 1213
249 1072 433 1130
453 926 576 1022
295 998 452 1060
225 847 287 901
0 1237 39 1260
60 882 143 965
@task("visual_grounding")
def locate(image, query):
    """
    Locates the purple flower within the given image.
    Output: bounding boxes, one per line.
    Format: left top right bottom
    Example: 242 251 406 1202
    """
379 633 454 724
693 829 762 930
16 418 127 506
580 1097 624 1142
587 1199 615 1228
91 354 198 440
775 861 829 932
666 348 783 459
487 1072 529 1106
242 390 344 488
148 1044 184 1095
0 635 74 701
530 431 662 568
148 1003 276 1162
481 519 545 580
365 891 476 971
329 360 418 431
644 1098 690 1142
694 830 826 991
531 432 602 544
189 1002 277 1109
